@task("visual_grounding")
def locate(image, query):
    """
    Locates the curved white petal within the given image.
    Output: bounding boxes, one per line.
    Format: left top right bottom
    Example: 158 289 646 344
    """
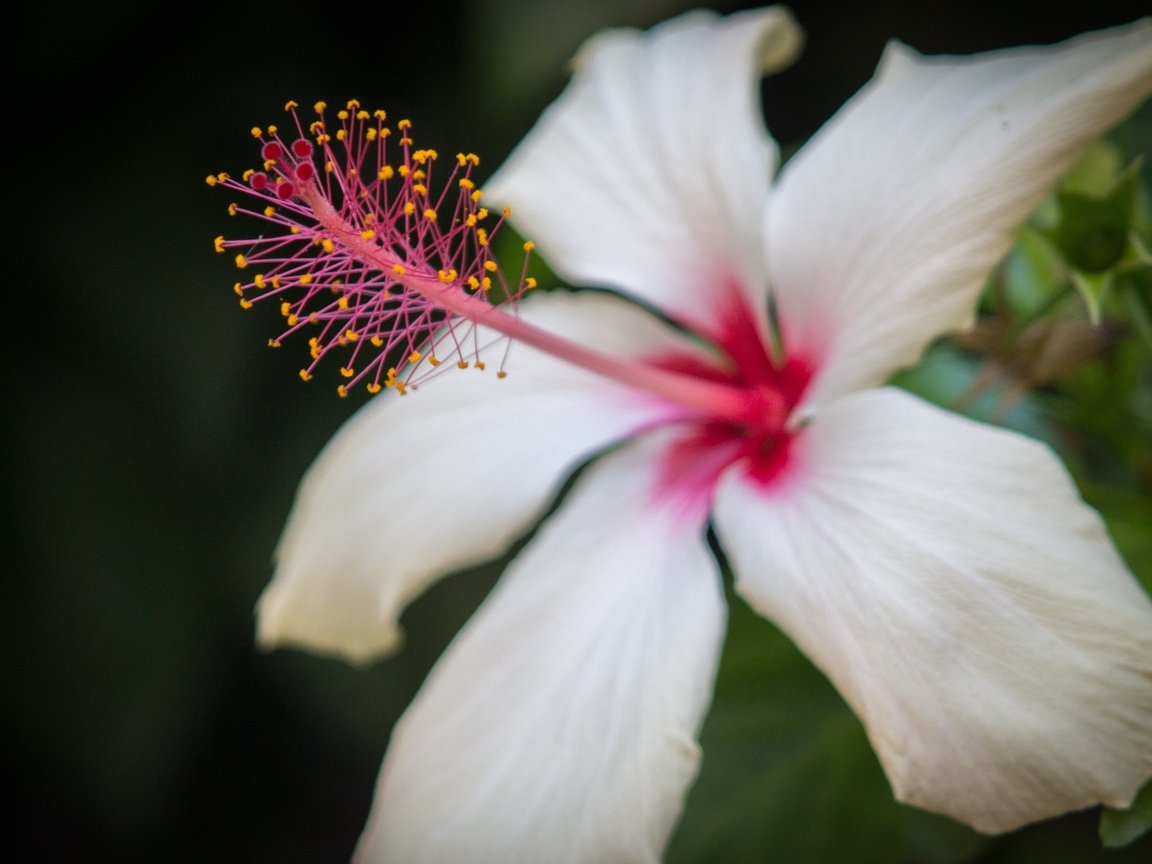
355 435 726 864
258 292 704 664
768 20 1152 414
487 7 802 337
712 388 1152 833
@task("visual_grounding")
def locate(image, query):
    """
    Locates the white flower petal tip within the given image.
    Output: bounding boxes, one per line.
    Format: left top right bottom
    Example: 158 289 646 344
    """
486 6 803 334
254 292 706 666
768 17 1152 415
713 388 1152 834
353 437 726 864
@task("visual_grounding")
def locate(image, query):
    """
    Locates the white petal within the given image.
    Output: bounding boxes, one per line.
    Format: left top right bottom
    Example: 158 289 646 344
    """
258 291 702 664
354 435 726 864
486 7 802 336
768 21 1152 414
712 388 1152 833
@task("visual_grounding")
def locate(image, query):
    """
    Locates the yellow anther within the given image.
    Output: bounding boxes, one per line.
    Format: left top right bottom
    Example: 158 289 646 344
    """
325 160 334 173
459 178 475 190
374 109 387 120
360 228 376 240
239 298 253 309
337 297 350 310
395 381 408 395
214 235 226 253
310 120 324 134
392 263 406 275
345 329 359 342
356 110 369 120
367 382 382 394
484 260 497 272
290 226 300 234
366 127 377 141
268 125 277 135
336 129 347 141
318 134 331 144
481 277 492 291
398 119 412 130
337 110 349 121
217 172 230 183
286 314 299 326
233 282 243 296
271 276 281 289
268 339 282 348
299 274 313 285
227 203 238 216
379 165 394 180
205 175 218 187
467 276 480 289
408 351 422 363
322 238 335 254
264 205 276 217
242 169 255 182
429 355 441 367
477 208 489 220
465 214 477 227
300 369 313 381
476 228 489 247
475 361 486 371
364 213 375 224
398 165 410 177
503 207 512 217
413 170 426 181
370 336 384 347
340 366 354 378
423 208 437 221
254 273 266 289
234 253 248 269
251 127 263 137
497 370 508 379
471 190 483 202
264 159 276 171
285 100 299 111
457 360 469 369
523 241 535 252
337 385 348 398
413 184 428 196
280 302 291 316
525 277 538 289
403 202 416 216
438 268 457 283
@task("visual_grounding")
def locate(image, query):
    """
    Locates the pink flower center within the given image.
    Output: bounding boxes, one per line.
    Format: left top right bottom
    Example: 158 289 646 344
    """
651 290 813 516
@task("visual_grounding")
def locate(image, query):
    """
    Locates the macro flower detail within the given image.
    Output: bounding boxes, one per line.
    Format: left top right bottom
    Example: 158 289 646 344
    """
216 7 1152 863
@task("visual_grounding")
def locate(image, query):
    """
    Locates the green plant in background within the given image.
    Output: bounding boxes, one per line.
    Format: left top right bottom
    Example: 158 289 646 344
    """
212 7 1152 863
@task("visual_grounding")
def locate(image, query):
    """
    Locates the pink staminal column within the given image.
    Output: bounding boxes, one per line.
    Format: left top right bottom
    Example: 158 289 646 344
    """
210 100 811 493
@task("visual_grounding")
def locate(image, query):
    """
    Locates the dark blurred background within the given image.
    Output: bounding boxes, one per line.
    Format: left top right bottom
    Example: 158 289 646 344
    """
6 1 1151 861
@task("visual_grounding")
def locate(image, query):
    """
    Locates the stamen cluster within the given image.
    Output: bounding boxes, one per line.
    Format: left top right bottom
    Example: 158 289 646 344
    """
210 100 536 395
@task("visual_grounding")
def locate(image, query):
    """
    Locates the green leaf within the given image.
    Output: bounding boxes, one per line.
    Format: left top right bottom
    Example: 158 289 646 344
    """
1061 138 1124 197
1049 161 1139 274
1100 778 1152 849
1071 269 1112 324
